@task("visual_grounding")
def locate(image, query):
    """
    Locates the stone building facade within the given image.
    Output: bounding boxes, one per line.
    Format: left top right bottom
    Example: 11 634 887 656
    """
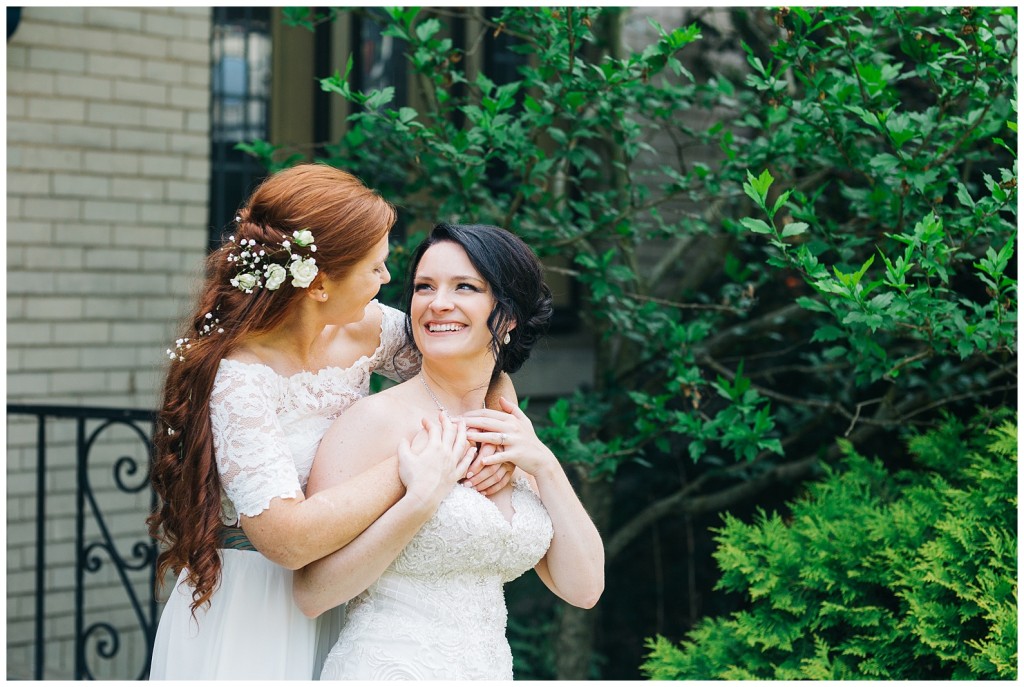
6 7 212 679
7 6 211 407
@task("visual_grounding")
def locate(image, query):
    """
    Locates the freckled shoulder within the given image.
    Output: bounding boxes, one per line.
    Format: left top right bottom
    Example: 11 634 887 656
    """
370 302 394 353
359 379 426 420
315 386 418 480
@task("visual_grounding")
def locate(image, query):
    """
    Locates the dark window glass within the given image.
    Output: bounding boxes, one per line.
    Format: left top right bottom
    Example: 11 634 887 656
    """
351 9 407 105
347 9 408 241
209 7 272 248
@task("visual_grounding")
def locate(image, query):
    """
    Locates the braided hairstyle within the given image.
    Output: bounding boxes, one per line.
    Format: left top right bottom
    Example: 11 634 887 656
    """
401 223 553 376
147 164 396 615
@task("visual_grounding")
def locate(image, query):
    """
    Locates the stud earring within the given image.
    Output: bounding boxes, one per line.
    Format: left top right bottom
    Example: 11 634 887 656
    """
321 293 328 301
503 332 511 345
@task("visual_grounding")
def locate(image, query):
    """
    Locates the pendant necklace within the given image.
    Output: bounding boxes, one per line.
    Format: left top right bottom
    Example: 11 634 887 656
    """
420 373 450 417
419 372 484 416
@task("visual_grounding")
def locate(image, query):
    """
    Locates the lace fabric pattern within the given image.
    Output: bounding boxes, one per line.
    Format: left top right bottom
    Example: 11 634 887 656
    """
320 476 554 680
373 302 421 384
212 302 419 525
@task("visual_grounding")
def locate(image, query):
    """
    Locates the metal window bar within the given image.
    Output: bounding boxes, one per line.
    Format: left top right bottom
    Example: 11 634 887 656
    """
7 404 158 680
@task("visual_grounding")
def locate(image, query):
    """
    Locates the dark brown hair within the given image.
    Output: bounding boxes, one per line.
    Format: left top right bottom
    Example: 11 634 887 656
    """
402 223 553 376
147 164 396 614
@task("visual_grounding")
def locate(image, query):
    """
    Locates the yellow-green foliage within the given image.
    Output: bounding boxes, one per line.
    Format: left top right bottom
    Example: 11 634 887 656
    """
641 410 1017 680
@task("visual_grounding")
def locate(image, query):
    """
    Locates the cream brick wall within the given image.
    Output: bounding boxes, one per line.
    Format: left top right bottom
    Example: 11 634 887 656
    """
7 5 210 407
7 7 212 679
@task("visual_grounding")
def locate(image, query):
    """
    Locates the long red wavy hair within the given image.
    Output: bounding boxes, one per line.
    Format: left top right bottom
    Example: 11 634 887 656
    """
147 164 396 615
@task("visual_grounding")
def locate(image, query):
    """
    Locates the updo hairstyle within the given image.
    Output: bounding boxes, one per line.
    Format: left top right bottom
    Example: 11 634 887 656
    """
402 223 553 376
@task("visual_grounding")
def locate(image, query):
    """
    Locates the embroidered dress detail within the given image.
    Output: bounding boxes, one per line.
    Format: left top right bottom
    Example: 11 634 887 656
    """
211 302 419 524
320 477 553 680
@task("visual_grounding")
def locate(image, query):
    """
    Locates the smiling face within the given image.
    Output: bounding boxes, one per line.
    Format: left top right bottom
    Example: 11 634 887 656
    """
410 240 500 363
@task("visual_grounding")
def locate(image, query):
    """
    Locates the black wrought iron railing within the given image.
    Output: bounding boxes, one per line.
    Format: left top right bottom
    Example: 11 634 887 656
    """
7 404 159 680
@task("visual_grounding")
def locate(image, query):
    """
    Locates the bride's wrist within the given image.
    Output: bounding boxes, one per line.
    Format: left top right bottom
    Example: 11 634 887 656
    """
531 453 564 483
401 484 444 517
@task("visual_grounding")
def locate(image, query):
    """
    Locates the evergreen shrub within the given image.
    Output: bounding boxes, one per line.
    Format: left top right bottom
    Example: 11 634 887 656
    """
641 410 1017 680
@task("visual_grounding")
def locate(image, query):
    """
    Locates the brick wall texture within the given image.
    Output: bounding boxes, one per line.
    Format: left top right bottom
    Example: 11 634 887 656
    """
7 7 212 679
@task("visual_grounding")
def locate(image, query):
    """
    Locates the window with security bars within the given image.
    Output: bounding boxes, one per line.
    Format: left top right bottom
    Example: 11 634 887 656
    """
208 7 272 249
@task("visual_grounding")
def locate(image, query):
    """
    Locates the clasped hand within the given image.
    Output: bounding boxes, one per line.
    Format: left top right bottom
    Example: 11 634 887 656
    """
461 396 556 478
397 414 476 509
400 397 550 501
398 411 512 502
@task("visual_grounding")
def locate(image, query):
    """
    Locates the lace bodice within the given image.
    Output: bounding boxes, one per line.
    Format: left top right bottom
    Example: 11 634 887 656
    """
320 477 554 680
211 302 419 525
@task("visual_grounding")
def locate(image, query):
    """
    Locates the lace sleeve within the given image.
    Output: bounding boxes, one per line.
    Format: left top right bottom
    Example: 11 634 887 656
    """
210 362 303 523
372 301 421 382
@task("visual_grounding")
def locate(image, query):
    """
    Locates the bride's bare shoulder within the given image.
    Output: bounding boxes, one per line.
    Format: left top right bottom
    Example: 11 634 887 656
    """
335 380 424 431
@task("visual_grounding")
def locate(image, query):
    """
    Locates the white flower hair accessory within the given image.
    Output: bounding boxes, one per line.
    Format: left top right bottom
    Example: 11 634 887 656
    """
225 228 319 294
265 263 287 290
167 225 319 363
290 256 319 288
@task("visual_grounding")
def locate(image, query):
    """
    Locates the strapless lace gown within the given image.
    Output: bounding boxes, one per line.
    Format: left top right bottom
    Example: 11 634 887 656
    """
320 476 553 680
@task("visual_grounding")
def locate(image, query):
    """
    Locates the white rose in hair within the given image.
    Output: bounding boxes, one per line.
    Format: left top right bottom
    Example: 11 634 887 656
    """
290 257 318 288
264 263 287 291
292 229 315 247
231 272 259 292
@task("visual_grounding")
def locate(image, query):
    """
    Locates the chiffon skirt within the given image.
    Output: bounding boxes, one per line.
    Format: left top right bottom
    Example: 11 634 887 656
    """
149 549 344 680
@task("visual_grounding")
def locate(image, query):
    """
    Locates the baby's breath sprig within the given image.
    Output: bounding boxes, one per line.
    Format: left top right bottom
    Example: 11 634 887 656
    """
166 337 191 363
200 311 224 336
165 311 223 364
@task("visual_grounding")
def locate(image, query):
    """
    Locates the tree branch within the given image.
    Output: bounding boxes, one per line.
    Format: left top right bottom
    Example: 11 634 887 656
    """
701 302 809 355
603 364 1016 562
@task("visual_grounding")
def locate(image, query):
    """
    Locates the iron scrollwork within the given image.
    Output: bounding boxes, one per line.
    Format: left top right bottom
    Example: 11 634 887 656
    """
77 416 158 680
8 404 158 681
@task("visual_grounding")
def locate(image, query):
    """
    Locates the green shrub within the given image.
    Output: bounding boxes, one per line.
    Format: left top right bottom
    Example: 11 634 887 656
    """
642 410 1017 680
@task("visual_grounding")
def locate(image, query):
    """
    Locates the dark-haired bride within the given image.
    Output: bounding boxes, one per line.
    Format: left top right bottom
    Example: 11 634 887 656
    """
294 223 605 680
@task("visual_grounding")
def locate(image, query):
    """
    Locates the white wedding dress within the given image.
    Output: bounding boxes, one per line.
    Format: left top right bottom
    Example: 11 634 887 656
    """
149 302 419 680
320 476 554 680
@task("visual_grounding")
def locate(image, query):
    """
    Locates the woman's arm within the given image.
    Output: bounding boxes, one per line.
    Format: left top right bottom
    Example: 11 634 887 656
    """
523 464 605 609
292 402 474 617
235 399 498 570
485 371 517 409
464 398 604 609
210 361 405 570
238 458 403 570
